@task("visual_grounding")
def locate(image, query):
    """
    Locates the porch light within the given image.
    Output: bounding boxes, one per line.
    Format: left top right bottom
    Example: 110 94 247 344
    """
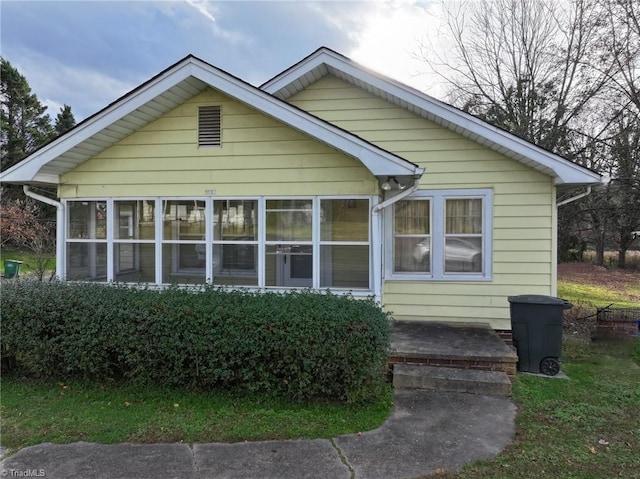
381 177 407 191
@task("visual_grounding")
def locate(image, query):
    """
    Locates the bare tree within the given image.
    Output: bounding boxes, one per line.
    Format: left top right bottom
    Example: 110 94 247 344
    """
417 0 640 267
0 198 55 281
417 0 614 157
603 0 640 114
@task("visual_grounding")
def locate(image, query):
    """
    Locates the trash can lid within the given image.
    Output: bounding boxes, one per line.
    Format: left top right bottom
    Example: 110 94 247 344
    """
508 295 571 306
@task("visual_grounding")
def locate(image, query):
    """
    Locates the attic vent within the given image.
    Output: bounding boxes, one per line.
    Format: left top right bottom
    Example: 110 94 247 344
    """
198 106 221 147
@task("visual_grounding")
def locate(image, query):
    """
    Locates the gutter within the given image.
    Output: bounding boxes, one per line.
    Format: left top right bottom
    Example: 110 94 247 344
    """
23 185 64 280
556 186 592 207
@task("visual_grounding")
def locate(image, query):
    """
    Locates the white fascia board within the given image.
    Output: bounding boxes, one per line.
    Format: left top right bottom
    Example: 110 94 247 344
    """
1 61 200 184
262 50 329 93
264 49 600 186
188 59 423 178
1 56 422 184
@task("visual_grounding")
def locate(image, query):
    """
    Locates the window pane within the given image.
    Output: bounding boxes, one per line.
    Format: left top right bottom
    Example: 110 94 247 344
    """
320 245 369 288
320 199 368 241
163 200 205 241
162 243 205 284
265 244 313 287
446 199 482 234
68 201 106 239
212 244 258 286
115 200 155 240
114 243 155 282
266 200 312 241
395 200 430 235
395 236 430 273
215 244 257 272
213 200 257 240
66 242 107 280
445 237 482 273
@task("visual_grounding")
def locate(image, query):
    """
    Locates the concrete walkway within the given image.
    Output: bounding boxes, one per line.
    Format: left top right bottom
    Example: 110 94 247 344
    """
0 390 516 479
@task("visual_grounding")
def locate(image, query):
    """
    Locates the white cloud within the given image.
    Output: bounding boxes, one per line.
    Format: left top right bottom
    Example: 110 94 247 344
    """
13 50 135 121
181 0 253 47
184 0 217 23
311 0 449 99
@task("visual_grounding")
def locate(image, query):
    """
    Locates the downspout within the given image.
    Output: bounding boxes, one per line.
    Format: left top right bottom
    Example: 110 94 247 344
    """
556 186 592 207
371 177 421 303
23 185 64 280
552 185 593 296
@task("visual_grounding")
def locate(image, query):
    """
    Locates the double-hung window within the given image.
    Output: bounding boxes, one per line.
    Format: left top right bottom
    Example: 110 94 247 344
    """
388 189 492 280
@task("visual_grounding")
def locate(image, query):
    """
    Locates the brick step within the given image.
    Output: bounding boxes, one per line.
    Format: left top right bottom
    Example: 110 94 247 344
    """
393 364 512 397
389 354 517 376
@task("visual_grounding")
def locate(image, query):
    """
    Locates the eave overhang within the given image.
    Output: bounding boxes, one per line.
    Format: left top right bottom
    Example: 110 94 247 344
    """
262 47 602 187
0 55 423 186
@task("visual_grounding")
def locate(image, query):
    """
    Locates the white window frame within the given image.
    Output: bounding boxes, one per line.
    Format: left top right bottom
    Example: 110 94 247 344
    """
112 199 157 282
212 198 260 283
385 189 493 281
319 197 371 290
63 196 374 293
64 199 109 282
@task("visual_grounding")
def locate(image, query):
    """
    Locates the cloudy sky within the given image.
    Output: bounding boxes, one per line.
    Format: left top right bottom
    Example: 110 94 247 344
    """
1 0 451 121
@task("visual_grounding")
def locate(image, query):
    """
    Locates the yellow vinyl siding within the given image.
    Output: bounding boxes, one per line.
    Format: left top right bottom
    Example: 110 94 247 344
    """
60 89 377 198
289 75 555 329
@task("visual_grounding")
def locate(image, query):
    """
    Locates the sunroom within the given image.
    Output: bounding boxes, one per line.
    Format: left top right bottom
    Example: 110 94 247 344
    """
64 196 373 291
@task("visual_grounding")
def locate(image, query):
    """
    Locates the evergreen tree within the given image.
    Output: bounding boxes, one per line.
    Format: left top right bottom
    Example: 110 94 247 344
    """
1 57 54 172
55 104 76 135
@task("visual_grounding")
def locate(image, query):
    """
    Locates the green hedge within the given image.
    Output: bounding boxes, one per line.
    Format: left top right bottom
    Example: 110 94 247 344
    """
0 281 391 402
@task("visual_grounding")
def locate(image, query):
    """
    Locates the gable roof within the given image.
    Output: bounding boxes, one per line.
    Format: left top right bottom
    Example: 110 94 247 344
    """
0 55 423 185
262 47 601 187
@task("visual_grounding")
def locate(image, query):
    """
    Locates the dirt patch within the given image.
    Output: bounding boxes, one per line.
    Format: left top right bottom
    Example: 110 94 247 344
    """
559 262 640 342
562 303 598 343
558 262 640 292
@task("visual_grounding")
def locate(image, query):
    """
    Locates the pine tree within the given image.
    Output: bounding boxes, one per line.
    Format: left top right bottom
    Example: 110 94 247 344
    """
55 104 76 135
1 57 54 172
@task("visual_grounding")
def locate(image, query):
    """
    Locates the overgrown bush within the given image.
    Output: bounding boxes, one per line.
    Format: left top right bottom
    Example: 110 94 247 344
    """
0 280 391 402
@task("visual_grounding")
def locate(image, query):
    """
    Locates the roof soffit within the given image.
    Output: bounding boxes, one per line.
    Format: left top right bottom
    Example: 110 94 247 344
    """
1 55 422 185
262 48 601 186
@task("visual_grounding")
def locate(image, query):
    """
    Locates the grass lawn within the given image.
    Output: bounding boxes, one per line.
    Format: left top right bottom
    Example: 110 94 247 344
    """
0 246 55 276
426 341 640 479
0 378 393 454
2 260 638 478
423 262 640 479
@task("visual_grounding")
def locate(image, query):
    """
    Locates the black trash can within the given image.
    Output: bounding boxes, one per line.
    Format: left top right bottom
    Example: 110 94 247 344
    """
508 295 573 376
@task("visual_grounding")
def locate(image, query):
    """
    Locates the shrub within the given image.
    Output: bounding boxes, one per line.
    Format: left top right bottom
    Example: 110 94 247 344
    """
0 280 391 402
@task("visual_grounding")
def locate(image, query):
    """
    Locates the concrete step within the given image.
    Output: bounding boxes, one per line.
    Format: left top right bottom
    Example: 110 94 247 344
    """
393 364 512 397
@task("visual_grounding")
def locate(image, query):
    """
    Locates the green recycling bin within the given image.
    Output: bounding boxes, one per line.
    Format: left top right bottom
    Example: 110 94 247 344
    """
508 295 573 376
3 260 23 279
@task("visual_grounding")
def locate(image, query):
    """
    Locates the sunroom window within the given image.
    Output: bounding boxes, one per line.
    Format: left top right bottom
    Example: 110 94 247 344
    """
113 200 156 283
320 199 369 288
162 200 206 284
213 200 258 286
66 201 107 281
64 197 372 291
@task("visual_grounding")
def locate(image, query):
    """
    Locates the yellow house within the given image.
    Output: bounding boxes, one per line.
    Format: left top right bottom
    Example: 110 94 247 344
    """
1 48 600 332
